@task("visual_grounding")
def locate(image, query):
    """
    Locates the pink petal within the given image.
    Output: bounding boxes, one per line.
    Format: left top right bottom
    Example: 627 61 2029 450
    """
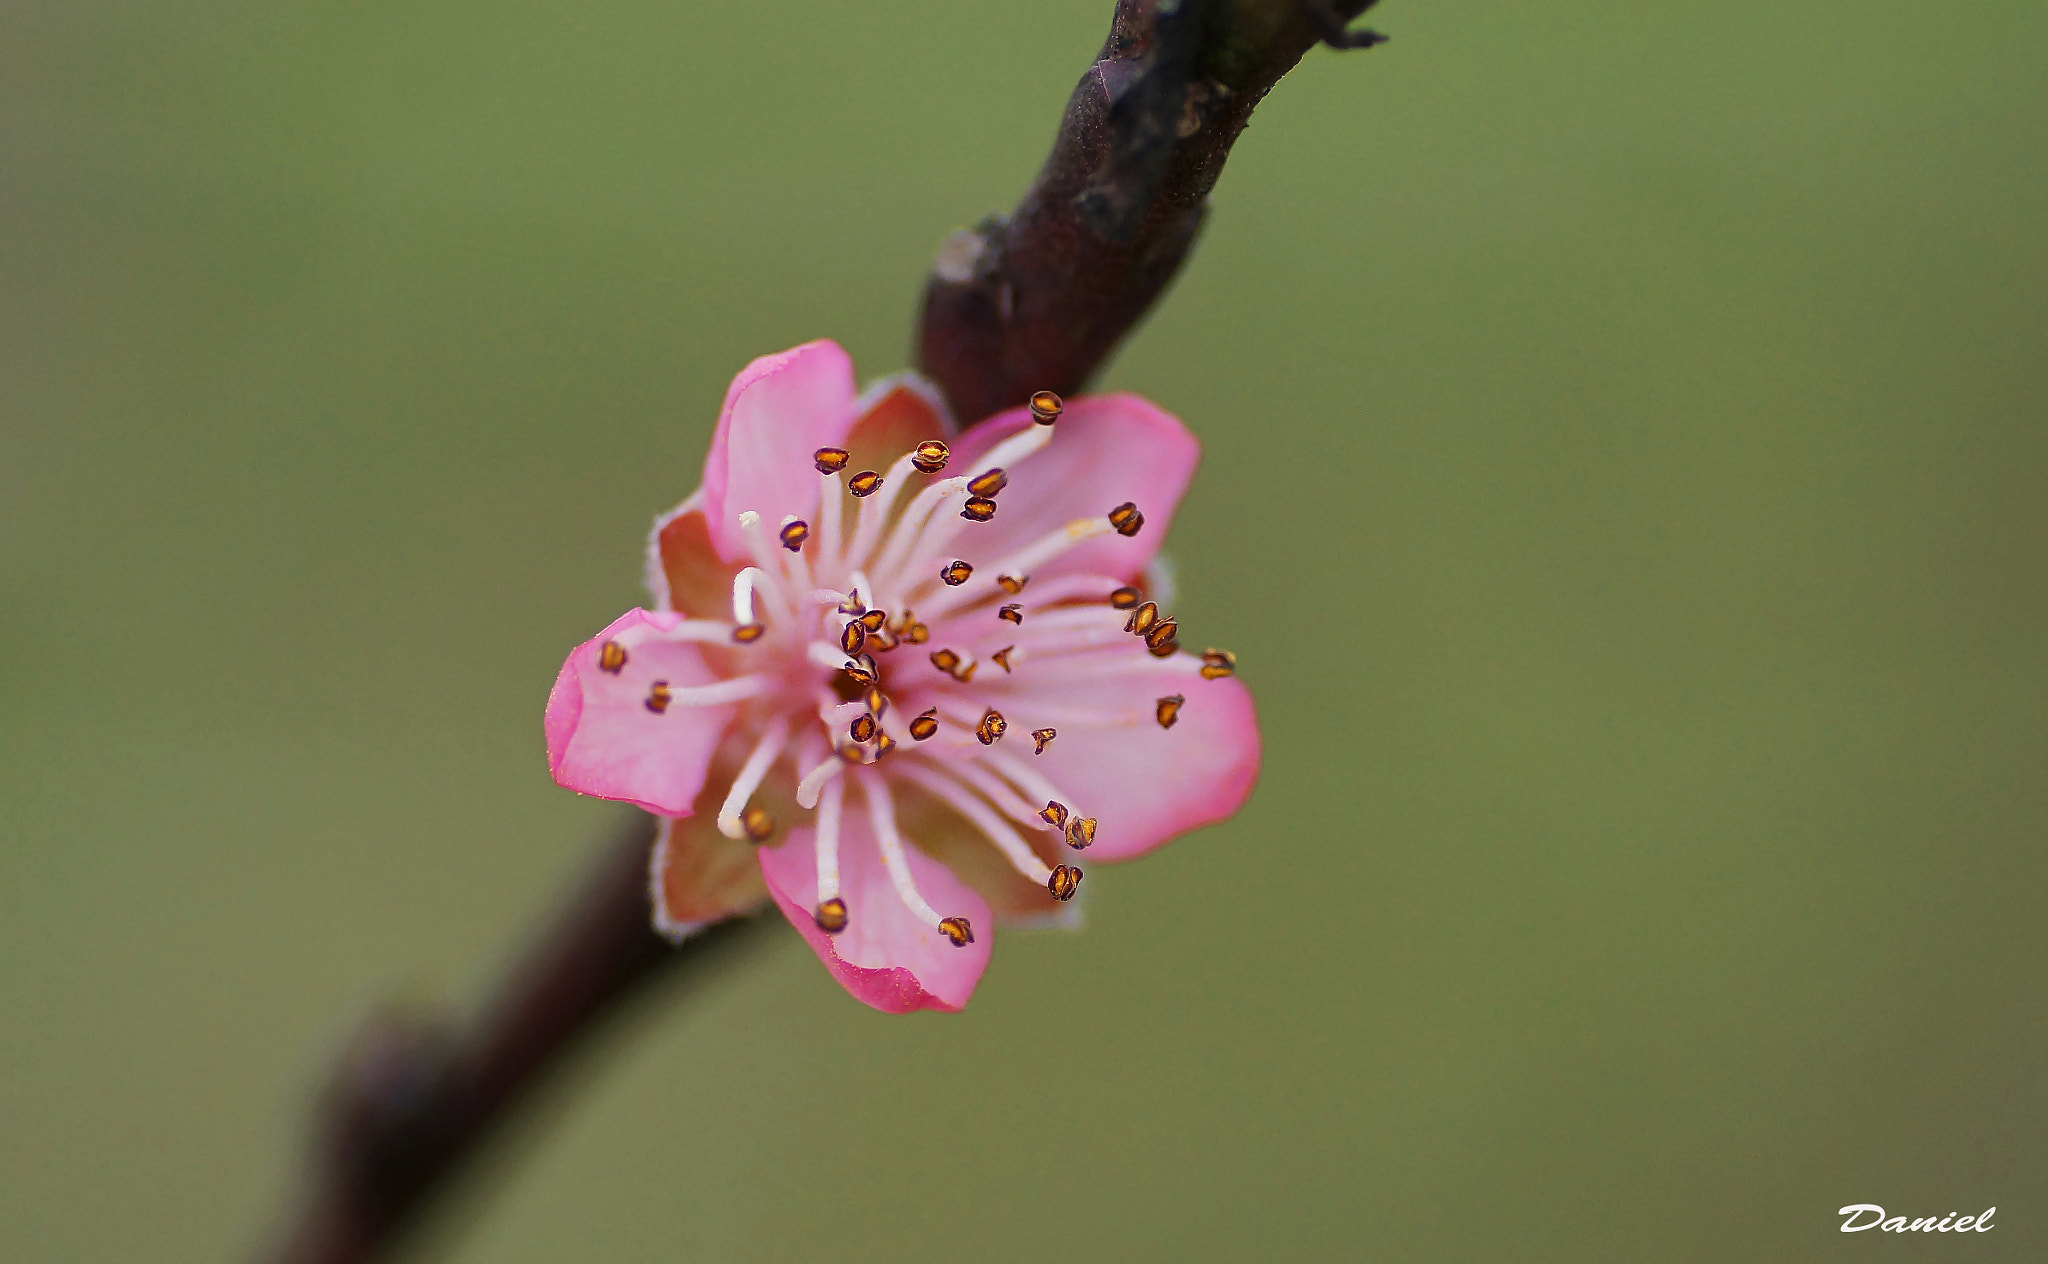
544 608 737 817
757 815 994 1013
700 340 859 563
942 393 1199 582
1001 651 1260 862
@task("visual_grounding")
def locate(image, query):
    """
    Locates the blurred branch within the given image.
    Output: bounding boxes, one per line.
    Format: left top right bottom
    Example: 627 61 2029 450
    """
916 0 1386 422
257 812 775 1264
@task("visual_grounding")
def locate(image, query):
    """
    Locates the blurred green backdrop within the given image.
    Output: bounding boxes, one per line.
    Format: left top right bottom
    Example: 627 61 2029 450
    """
3 1 2044 1260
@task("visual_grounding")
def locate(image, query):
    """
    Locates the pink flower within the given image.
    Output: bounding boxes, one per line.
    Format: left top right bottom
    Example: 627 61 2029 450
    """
545 341 1260 1012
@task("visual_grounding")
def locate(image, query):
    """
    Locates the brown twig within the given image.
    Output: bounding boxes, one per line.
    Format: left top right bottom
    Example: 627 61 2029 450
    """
916 0 1384 423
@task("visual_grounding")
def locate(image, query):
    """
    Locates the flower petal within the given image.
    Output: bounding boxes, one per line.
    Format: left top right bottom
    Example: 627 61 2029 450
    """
544 608 737 817
700 340 859 563
942 393 1199 582
757 814 994 1013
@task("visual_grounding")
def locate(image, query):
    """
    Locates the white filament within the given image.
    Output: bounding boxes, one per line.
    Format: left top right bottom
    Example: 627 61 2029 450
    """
859 770 945 929
896 761 1053 884
654 675 775 707
795 752 846 810
815 774 844 903
716 716 790 839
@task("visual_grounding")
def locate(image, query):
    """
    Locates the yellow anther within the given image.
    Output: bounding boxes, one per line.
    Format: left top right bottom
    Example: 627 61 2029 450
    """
1028 390 1063 425
779 520 810 551
960 497 998 522
1109 586 1141 609
1200 648 1237 679
732 623 766 644
1107 502 1144 537
848 470 884 497
813 447 851 474
814 897 848 933
997 573 1029 594
644 681 672 714
975 709 1008 746
598 641 627 674
990 645 1014 673
909 708 939 741
1038 800 1069 829
1048 864 1082 901
997 603 1023 624
940 559 973 586
966 468 1008 498
841 621 867 655
741 805 775 842
1144 618 1178 650
911 439 950 474
938 916 975 946
849 713 878 744
1126 601 1159 636
1031 727 1056 754
1064 815 1096 850
1156 694 1184 729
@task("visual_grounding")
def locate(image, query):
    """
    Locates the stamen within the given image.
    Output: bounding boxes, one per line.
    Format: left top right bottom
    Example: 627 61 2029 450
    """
1110 586 1142 609
874 731 897 758
848 470 884 497
1126 601 1159 635
1032 727 1056 754
991 517 1112 582
716 717 791 840
735 512 797 623
859 771 953 937
1065 815 1097 849
1108 502 1145 537
938 917 975 947
795 752 845 809
911 439 950 473
1039 801 1069 828
899 614 929 644
868 474 970 592
732 624 766 643
742 805 775 842
858 609 887 632
997 573 1028 594
909 708 939 741
929 648 961 675
642 675 773 709
840 620 867 655
1201 648 1237 679
1144 618 1178 649
779 520 810 551
1028 390 1063 425
894 762 1055 886
1048 864 1082 901
1148 639 1179 658
598 641 627 673
941 560 973 586
864 686 888 716
960 496 998 522
813 447 851 474
815 773 844 914
976 709 1008 745
842 656 879 687
849 713 878 744
998 603 1023 624
645 682 671 713
1156 694 1185 729
838 590 865 614
731 567 766 631
814 898 848 933
966 468 1008 498
990 645 1014 673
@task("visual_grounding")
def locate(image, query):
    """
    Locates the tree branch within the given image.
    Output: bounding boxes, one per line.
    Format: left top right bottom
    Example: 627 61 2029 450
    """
916 0 1384 422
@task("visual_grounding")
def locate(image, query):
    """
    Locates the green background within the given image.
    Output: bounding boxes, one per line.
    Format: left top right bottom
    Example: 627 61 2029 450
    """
4 1 2043 1259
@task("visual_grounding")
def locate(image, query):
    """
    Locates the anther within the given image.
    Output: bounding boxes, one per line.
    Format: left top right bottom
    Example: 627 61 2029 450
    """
874 731 897 758
998 603 1023 624
1108 502 1144 537
975 709 1007 745
902 619 929 644
990 645 1014 673
1126 601 1159 635
645 681 672 714
929 648 961 675
858 609 887 632
837 741 868 764
961 497 998 522
1065 816 1097 850
1048 865 1082 901
814 897 849 933
848 470 884 497
813 447 851 475
598 640 627 673
1148 639 1179 658
849 713 878 744
1201 648 1237 679
938 916 975 947
742 805 775 842
1156 694 1185 729
909 708 939 741
1031 728 1056 754
840 620 867 655
843 656 878 686
779 520 810 551
940 559 973 586
967 468 1008 498
838 590 865 615
1144 618 1178 650
1039 801 1070 829
1028 390 1063 425
911 439 950 474
864 686 888 716
997 573 1029 594
732 623 765 644
1109 586 1142 609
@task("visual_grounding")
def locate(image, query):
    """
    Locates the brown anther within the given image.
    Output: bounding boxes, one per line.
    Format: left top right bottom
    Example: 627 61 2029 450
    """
961 497 998 522
975 709 1007 745
1028 390 1063 425
840 620 867 656
1156 694 1185 729
997 573 1029 594
864 686 888 716
1126 601 1159 635
644 681 672 714
598 640 627 674
814 897 848 933
909 708 939 741
990 645 1014 673
1109 586 1142 609
848 470 883 497
741 805 775 842
1147 639 1180 658
1048 864 1082 901
1108 502 1144 537
952 659 978 683
1031 727 1056 754
778 520 810 551
858 609 887 632
1144 618 1178 650
929 648 961 675
732 623 765 643
843 656 878 686
938 916 975 947
902 619 929 644
838 590 865 615
813 447 851 475
837 741 868 764
911 439 950 474
874 731 898 758
967 468 1009 498
940 559 973 586
1038 800 1070 829
1065 815 1097 850
866 627 899 652
1200 648 1237 680
997 603 1023 624
849 713 878 744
